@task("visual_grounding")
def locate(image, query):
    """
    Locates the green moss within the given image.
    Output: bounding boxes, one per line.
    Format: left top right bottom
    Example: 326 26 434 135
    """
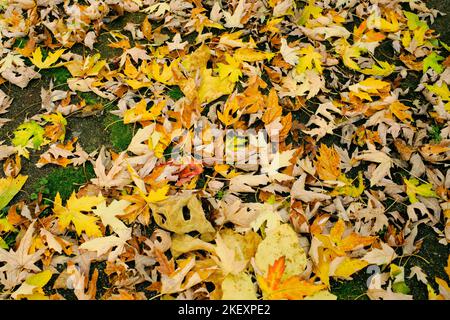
103 114 133 152
430 125 442 143
32 163 96 201
40 67 72 88
78 91 105 105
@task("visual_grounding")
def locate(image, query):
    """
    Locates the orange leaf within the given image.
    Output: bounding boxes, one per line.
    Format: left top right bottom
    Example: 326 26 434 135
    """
315 144 341 181
257 256 326 300
262 88 282 124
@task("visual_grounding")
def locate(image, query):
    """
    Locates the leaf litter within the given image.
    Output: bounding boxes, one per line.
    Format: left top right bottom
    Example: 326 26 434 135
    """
0 0 449 300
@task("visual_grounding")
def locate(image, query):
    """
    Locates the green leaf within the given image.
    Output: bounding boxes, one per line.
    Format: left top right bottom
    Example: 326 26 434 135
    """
423 52 444 74
403 177 438 203
403 11 428 31
392 281 410 294
440 41 450 51
12 121 45 149
0 237 8 249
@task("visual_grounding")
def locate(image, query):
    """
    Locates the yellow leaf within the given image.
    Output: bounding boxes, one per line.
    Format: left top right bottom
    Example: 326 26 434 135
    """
64 54 106 77
333 257 368 278
217 96 241 126
0 175 28 211
53 192 104 237
216 54 242 83
145 60 176 85
315 219 376 256
349 78 390 101
234 48 275 62
142 184 170 203
151 194 215 235
361 60 395 77
427 82 450 101
403 177 438 203
198 68 235 104
297 45 323 74
29 47 65 69
170 234 216 258
212 229 260 275
222 272 258 300
331 172 365 197
12 270 52 300
389 101 413 123
335 39 361 71
123 99 165 124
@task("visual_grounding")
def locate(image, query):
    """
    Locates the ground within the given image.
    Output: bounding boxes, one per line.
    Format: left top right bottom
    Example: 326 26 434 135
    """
0 1 449 300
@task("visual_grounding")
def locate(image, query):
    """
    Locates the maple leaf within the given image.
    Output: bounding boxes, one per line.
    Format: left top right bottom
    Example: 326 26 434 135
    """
197 68 235 104
65 54 106 78
335 39 362 71
354 145 393 186
280 38 300 66
296 45 323 74
29 47 65 69
11 270 52 300
291 173 331 202
223 0 247 28
348 78 390 101
315 219 376 257
423 52 444 74
389 101 413 123
121 185 170 225
403 178 438 204
234 48 275 62
79 229 130 259
12 121 45 158
123 99 165 124
428 82 449 98
331 172 365 198
362 242 397 265
261 88 283 125
216 54 242 83
332 256 368 279
0 220 45 289
315 144 341 181
0 175 27 211
53 192 104 237
229 174 269 193
93 200 131 235
361 60 395 77
297 0 322 25
217 95 241 126
257 256 326 300
42 112 67 142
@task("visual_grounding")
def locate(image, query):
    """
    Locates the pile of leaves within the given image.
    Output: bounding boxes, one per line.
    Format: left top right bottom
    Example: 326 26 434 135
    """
0 0 449 300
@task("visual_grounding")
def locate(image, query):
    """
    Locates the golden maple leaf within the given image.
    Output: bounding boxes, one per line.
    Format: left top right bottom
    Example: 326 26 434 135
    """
53 192 104 237
29 47 65 69
315 219 376 256
315 144 341 181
